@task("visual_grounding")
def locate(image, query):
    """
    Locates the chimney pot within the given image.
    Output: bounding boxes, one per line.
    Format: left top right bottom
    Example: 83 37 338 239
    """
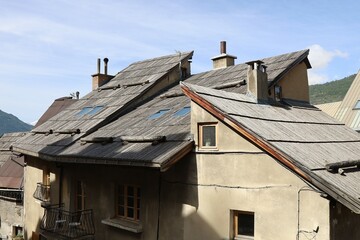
220 41 226 54
97 58 101 74
76 91 80 99
104 58 109 75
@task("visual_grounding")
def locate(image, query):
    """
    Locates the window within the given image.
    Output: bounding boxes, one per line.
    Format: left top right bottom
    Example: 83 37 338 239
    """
116 185 141 221
274 85 282 101
199 123 217 148
76 106 104 117
76 107 93 116
87 106 104 115
13 226 23 238
76 181 86 211
174 106 190 117
233 211 255 240
42 168 50 201
148 109 170 120
354 100 360 110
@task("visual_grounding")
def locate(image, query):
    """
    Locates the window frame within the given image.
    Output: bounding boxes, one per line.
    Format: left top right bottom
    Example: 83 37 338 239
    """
76 180 86 211
115 184 141 222
232 210 255 240
198 123 218 150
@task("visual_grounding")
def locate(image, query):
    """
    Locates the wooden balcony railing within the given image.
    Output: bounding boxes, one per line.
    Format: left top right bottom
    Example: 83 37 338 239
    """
40 205 95 239
33 183 50 202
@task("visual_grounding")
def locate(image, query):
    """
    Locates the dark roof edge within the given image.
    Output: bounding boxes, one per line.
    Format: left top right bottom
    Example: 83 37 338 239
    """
13 141 194 171
160 141 194 172
180 82 360 214
269 49 311 88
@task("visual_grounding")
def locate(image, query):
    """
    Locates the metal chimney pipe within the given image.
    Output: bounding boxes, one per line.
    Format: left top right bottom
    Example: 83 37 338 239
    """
76 91 80 99
104 58 109 75
97 58 101 74
220 41 226 54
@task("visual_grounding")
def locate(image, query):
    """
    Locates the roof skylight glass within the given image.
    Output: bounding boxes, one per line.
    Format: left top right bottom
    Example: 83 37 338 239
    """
76 107 93 116
148 109 170 120
77 106 104 117
87 106 104 115
174 106 190 117
354 100 360 110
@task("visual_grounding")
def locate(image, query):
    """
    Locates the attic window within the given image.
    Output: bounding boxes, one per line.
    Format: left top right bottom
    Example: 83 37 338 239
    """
354 100 360 110
174 106 190 117
148 109 170 120
199 123 217 149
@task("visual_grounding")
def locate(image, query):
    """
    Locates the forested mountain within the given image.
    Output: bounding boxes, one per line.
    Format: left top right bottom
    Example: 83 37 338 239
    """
309 74 356 105
0 109 33 135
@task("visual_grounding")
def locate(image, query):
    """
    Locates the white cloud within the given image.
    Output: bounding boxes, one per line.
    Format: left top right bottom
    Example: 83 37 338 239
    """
308 44 348 69
307 44 348 85
308 71 329 85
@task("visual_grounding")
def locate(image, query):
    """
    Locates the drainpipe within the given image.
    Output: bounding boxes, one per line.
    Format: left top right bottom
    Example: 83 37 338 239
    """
156 170 162 240
59 165 63 207
297 186 323 240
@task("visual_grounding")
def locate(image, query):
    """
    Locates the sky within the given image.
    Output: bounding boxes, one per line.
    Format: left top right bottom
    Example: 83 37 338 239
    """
1 0 360 124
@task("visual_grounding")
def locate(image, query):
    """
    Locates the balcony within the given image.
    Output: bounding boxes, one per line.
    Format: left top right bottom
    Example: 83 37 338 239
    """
33 183 50 202
40 205 95 239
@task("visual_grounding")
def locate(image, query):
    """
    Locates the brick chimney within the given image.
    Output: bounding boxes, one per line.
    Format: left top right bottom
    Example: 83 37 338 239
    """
211 41 237 69
92 58 114 90
246 60 268 101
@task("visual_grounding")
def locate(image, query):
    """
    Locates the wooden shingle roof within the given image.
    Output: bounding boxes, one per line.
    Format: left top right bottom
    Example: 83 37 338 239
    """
13 51 193 157
181 82 360 213
43 49 311 169
13 49 311 170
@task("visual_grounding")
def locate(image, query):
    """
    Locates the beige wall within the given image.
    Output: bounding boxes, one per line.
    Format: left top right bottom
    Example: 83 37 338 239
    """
24 156 59 240
269 62 310 102
0 198 23 239
159 102 330 240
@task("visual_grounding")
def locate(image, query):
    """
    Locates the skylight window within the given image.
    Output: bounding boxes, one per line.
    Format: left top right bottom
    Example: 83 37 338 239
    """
148 109 170 120
76 107 93 116
174 106 190 117
354 100 360 110
87 106 104 115
77 106 104 117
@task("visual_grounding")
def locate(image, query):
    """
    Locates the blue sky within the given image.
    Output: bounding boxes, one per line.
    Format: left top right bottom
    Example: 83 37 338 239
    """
1 0 360 124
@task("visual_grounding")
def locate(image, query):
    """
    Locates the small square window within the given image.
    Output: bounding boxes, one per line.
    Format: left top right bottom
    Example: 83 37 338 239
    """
199 123 217 149
232 211 255 240
354 100 360 110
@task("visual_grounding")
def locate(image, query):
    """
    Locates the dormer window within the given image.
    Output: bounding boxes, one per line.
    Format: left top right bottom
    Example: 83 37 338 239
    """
199 123 217 149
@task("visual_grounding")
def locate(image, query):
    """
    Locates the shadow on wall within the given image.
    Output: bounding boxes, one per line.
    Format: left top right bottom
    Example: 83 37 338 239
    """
159 153 223 240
